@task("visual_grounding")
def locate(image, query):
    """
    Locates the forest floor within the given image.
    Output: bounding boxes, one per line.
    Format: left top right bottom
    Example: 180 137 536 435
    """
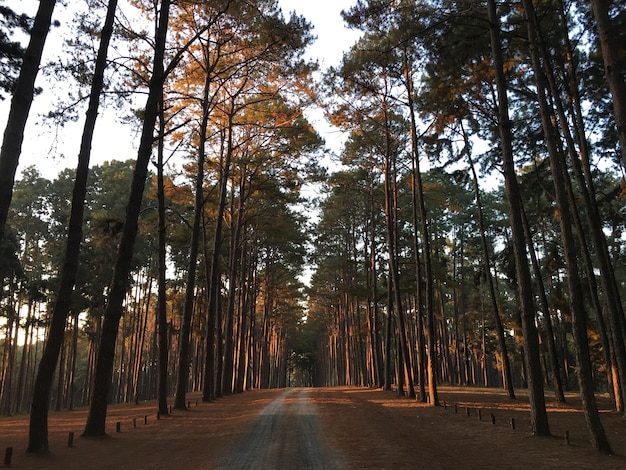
0 385 625 469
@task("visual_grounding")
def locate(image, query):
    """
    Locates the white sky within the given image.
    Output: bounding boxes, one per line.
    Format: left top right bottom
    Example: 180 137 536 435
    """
1 0 361 180
278 0 360 67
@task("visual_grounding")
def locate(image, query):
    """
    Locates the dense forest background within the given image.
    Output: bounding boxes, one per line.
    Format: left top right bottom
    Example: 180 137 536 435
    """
0 0 624 455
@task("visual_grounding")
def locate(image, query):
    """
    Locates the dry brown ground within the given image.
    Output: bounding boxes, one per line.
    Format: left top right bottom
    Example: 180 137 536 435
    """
0 386 624 469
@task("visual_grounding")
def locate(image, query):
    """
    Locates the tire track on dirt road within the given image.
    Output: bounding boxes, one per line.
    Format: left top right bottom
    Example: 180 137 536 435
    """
217 388 344 469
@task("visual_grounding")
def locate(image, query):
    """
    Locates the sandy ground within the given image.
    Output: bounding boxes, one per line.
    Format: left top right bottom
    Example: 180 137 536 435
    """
0 386 624 469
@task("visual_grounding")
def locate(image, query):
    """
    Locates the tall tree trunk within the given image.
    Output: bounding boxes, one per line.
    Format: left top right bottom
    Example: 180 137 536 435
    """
201 213 217 401
411 115 438 406
401 59 435 403
540 4 626 411
368 169 383 388
384 148 415 398
487 0 550 436
222 175 244 394
521 0 611 452
27 0 118 452
83 0 171 437
173 68 210 410
589 0 626 169
203 120 234 399
0 0 56 241
156 96 169 416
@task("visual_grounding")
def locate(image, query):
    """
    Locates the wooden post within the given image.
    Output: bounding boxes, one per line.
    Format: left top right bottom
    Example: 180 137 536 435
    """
564 431 570 446
169 405 172 414
144 415 148 425
443 401 447 409
490 413 496 425
133 418 137 428
478 409 482 421
454 404 458 414
465 407 470 416
116 421 121 433
510 418 515 430
68 432 74 448
157 411 160 420
4 447 13 466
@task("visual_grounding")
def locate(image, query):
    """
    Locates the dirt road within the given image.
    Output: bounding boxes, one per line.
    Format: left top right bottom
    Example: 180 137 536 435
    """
218 389 344 469
2 386 626 469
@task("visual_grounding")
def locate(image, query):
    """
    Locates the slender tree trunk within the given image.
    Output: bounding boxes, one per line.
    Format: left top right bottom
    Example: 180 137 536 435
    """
27 0 118 452
203 115 233 399
83 0 171 437
412 121 438 406
540 4 626 411
156 96 169 416
487 0 550 436
174 71 210 410
222 176 244 394
201 213 216 401
384 150 415 398
401 60 435 404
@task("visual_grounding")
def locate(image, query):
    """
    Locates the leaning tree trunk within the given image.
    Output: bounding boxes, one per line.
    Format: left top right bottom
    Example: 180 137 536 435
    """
27 0 117 453
0 0 56 241
83 0 171 437
487 0 550 436
589 0 626 169
539 5 626 411
521 0 611 452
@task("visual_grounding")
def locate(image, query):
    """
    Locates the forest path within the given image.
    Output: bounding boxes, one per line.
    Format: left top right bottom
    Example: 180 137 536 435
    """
217 388 344 469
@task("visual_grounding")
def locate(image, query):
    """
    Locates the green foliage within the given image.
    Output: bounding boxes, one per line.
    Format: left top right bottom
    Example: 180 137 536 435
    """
0 1 30 98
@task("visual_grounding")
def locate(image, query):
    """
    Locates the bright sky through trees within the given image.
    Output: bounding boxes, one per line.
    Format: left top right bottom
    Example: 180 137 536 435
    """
278 0 361 66
2 0 360 180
